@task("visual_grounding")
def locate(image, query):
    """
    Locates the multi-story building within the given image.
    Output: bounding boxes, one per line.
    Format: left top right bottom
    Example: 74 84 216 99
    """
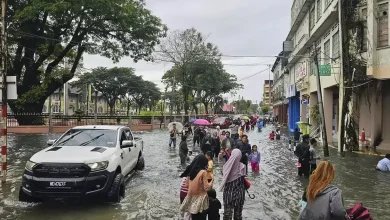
281 0 340 142
357 0 390 153
263 80 273 106
271 52 289 126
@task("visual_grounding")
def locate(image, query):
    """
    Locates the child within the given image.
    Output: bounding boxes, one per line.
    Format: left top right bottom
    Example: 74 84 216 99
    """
180 177 192 220
205 151 214 183
207 188 221 220
249 145 261 172
309 138 320 174
269 131 275 140
179 135 188 165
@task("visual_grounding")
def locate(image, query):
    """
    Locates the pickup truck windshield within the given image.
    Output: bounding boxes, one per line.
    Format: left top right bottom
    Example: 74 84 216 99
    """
54 129 117 147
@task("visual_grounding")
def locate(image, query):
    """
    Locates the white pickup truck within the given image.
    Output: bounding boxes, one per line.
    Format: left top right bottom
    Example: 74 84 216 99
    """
19 125 144 203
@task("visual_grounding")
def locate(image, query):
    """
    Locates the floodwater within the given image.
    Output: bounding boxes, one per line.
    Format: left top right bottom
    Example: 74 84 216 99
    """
0 126 389 220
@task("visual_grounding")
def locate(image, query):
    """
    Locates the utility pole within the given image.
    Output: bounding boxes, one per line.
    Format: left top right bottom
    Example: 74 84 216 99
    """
1 0 7 183
337 0 346 154
314 45 330 157
94 89 98 124
63 59 68 115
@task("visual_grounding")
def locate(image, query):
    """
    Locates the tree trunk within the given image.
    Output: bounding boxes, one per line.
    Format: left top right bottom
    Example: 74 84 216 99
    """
203 102 209 115
126 100 131 116
12 101 46 125
109 102 115 115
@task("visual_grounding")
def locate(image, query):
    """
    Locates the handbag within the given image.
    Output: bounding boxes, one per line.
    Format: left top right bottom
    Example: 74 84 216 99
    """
242 176 255 199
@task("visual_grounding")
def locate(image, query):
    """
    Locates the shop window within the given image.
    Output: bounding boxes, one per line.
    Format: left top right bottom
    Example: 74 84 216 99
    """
324 40 331 64
361 8 368 51
317 0 322 21
310 6 315 30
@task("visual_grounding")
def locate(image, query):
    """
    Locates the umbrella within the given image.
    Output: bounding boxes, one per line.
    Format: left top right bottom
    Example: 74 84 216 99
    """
194 119 210 126
189 117 196 123
167 122 183 132
241 116 250 120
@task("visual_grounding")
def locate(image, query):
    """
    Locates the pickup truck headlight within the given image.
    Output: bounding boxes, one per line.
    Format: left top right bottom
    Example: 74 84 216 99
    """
25 161 37 172
87 161 109 172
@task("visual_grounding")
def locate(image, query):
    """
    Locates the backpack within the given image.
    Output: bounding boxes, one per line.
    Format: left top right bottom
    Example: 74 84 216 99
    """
347 203 373 220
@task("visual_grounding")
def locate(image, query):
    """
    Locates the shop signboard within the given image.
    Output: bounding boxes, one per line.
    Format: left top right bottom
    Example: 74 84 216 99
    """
318 64 331 76
295 61 307 82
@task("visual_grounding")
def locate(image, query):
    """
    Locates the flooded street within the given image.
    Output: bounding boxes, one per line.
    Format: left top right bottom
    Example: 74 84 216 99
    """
0 126 389 220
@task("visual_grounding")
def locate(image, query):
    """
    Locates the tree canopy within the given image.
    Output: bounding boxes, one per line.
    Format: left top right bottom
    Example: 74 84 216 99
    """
7 0 167 121
159 28 242 114
72 67 161 115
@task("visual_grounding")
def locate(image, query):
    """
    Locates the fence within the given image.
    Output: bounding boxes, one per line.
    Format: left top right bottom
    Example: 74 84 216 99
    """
5 113 225 133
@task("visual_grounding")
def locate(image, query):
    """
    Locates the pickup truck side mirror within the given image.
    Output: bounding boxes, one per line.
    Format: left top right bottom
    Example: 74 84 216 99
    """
47 139 56 146
121 140 134 148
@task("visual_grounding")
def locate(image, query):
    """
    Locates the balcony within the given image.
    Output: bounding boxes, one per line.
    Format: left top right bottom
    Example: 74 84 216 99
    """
288 0 315 40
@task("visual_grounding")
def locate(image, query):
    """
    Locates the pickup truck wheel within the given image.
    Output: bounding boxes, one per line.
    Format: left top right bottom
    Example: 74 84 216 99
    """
19 187 40 203
136 155 145 170
107 173 125 203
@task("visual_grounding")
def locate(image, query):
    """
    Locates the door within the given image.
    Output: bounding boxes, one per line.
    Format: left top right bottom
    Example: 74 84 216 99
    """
119 129 133 175
125 129 138 170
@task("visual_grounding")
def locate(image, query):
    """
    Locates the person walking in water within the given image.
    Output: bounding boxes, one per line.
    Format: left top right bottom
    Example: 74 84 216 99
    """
221 131 235 153
309 138 320 174
237 134 251 175
180 155 213 220
220 149 246 220
295 134 310 177
169 123 179 148
299 161 347 220
249 145 260 172
229 123 240 140
205 151 214 183
179 135 189 165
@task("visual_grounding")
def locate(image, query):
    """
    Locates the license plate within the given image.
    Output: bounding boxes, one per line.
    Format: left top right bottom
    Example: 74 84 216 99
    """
49 181 67 187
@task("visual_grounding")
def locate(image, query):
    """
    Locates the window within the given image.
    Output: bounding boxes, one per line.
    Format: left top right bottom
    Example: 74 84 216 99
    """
310 6 315 30
53 105 60 113
332 31 340 59
324 40 331 64
378 3 389 48
362 8 368 51
317 0 322 21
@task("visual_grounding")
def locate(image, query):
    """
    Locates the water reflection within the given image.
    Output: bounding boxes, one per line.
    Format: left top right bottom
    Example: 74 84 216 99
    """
0 128 388 219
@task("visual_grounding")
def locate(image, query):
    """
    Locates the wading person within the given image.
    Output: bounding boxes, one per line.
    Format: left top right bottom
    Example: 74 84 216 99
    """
237 135 251 175
229 123 240 140
220 149 246 220
205 151 214 183
376 154 390 171
249 145 260 172
180 135 189 165
180 155 213 220
299 161 347 220
296 134 310 177
193 126 202 147
221 131 235 153
169 123 179 148
201 133 214 155
309 138 320 174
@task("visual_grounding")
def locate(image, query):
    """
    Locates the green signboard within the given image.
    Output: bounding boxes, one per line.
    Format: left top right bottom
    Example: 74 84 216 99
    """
318 64 331 76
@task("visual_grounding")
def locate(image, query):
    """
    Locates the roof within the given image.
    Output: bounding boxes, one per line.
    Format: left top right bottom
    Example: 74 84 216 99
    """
271 51 284 72
72 125 125 130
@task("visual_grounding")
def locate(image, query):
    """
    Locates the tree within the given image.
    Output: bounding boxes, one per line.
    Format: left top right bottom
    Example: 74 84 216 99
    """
72 67 134 115
158 28 219 114
261 105 270 115
130 80 161 113
7 0 167 124
232 99 252 114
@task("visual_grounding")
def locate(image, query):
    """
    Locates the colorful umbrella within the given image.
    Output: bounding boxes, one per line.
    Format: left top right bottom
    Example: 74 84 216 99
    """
241 116 250 120
194 119 210 126
167 122 183 132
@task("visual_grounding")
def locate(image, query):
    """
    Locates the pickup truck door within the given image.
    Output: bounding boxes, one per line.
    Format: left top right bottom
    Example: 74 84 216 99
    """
119 129 133 175
125 129 138 170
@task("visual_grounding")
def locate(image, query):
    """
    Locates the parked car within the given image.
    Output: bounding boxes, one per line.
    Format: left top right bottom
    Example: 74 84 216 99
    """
19 125 144 203
211 117 232 129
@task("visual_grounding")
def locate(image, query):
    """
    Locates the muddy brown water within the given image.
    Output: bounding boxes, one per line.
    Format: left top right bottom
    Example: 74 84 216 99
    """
0 127 388 220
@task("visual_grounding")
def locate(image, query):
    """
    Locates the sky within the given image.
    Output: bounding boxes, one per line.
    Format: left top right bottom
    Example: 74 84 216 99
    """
83 0 291 103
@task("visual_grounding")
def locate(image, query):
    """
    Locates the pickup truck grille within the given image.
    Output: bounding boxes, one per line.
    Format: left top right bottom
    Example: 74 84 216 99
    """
33 163 90 178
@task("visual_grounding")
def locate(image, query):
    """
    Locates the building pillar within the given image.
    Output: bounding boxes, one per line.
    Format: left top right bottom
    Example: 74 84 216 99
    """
369 88 383 147
323 88 333 144
367 0 378 77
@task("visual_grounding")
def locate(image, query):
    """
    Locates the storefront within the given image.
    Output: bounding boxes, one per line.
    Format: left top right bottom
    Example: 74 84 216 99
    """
287 84 300 132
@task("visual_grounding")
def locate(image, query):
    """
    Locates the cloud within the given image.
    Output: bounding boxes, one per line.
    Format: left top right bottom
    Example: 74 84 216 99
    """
82 0 291 103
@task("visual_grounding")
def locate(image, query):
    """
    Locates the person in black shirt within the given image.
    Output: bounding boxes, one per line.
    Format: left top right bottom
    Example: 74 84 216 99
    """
293 128 302 142
193 126 201 147
237 135 251 175
295 134 310 177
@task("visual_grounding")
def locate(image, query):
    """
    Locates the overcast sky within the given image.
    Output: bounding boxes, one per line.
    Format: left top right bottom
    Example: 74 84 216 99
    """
83 0 291 103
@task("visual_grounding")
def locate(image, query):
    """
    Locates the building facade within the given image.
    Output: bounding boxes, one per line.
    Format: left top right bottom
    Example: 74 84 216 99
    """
271 52 289 126
263 80 273 106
